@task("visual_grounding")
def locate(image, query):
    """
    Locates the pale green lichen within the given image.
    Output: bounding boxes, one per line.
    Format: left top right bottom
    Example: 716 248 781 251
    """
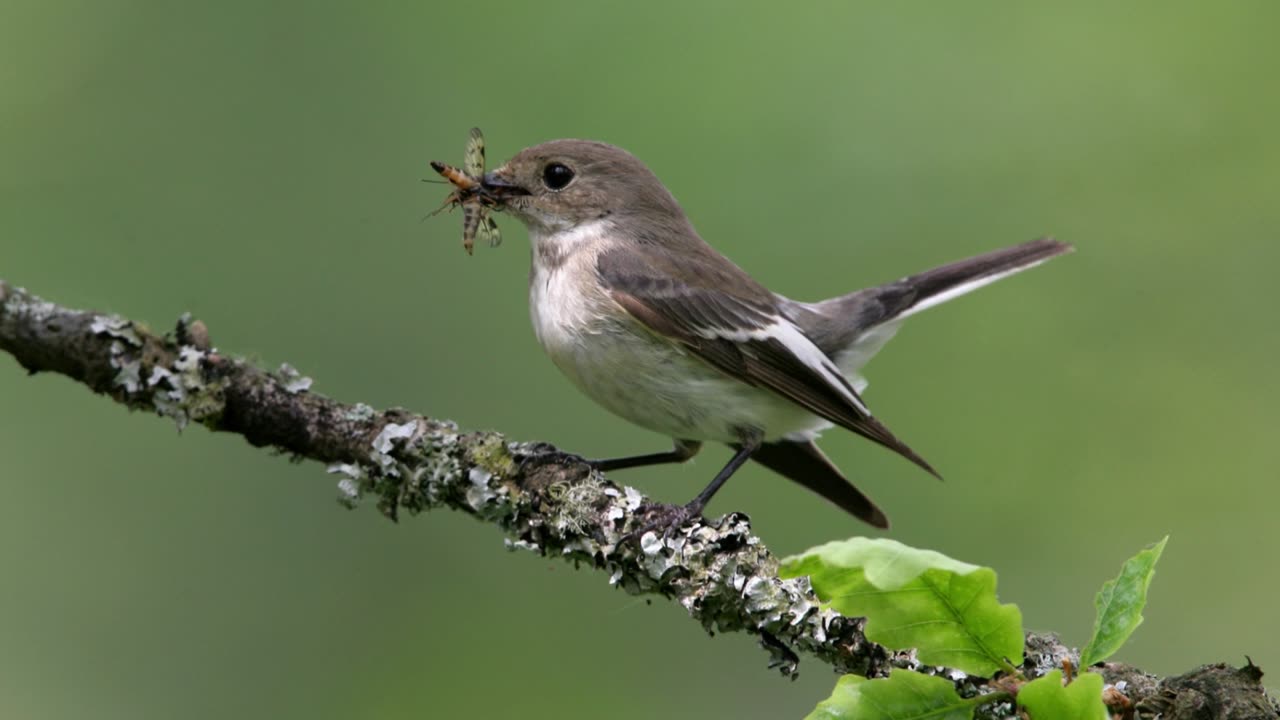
89 315 142 347
89 315 224 429
466 433 515 478
325 414 847 677
328 462 367 507
339 419 478 519
418 431 464 508
505 538 540 552
465 467 497 511
334 421 839 675
146 347 220 430
109 340 143 393
7 291 70 335
546 476 610 536
457 453 510 523
370 421 419 473
275 363 313 394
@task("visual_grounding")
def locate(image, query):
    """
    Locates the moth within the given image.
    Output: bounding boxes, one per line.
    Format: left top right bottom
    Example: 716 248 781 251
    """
429 127 501 255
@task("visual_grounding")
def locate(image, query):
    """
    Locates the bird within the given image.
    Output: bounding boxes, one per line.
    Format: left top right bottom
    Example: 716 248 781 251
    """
458 138 1071 528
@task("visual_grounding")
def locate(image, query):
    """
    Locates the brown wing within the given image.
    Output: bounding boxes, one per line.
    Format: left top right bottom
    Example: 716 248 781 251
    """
598 247 938 478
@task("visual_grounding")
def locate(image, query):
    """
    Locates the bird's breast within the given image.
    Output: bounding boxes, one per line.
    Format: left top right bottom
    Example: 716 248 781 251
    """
524 227 830 443
527 224 613 371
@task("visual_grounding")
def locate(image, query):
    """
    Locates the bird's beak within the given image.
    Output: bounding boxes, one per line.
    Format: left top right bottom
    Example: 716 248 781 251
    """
480 171 530 200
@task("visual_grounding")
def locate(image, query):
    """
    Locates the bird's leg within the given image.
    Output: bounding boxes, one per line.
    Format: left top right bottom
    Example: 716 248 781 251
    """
587 439 702 472
684 432 761 516
630 431 762 536
518 439 700 478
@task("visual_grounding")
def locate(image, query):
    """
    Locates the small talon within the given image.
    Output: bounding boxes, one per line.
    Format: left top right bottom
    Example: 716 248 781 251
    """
623 501 703 545
517 448 591 474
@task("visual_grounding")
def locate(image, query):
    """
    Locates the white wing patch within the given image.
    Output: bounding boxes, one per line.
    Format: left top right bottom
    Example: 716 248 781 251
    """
706 318 873 416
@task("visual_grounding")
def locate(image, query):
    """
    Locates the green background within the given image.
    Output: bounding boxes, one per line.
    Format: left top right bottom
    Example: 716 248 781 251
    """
2 2 1277 718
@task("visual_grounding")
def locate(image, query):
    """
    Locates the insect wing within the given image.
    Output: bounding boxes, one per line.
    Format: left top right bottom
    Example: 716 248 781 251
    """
464 127 486 178
476 212 501 248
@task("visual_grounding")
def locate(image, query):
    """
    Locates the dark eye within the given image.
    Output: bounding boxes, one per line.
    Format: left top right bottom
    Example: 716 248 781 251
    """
542 162 574 190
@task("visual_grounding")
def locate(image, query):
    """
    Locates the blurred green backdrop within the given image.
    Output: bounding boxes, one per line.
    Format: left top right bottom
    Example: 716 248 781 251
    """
3 2 1278 718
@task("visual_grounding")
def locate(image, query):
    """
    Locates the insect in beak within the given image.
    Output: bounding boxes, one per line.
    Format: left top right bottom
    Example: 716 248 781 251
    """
428 128 504 255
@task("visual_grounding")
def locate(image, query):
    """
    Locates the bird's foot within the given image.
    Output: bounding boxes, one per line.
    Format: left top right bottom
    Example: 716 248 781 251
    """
625 501 704 545
516 444 592 473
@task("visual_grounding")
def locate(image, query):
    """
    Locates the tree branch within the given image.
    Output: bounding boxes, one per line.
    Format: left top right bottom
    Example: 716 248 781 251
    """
1 278 1275 719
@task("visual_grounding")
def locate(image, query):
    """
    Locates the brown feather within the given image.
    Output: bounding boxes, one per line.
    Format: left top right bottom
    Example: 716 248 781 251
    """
799 238 1074 354
602 243 939 480
743 440 889 528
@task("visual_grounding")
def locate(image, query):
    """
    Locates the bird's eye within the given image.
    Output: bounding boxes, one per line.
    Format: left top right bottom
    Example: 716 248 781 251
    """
542 162 575 190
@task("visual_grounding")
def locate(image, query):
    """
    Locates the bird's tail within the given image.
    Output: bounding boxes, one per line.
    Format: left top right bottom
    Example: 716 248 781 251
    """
747 439 890 528
791 237 1073 363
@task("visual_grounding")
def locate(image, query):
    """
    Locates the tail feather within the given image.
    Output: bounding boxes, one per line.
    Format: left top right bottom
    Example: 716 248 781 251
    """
792 237 1073 360
746 439 889 528
754 238 1071 519
873 237 1074 322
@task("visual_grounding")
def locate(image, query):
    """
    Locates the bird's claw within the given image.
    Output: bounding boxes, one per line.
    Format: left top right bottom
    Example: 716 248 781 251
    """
516 446 592 473
623 501 704 545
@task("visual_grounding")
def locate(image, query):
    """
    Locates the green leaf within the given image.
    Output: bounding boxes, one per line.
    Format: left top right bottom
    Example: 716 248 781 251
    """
1079 536 1168 667
805 670 978 720
1017 670 1107 720
781 538 1024 676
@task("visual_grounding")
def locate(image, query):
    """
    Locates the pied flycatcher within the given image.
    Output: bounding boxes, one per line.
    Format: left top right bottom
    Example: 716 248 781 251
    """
451 138 1071 528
